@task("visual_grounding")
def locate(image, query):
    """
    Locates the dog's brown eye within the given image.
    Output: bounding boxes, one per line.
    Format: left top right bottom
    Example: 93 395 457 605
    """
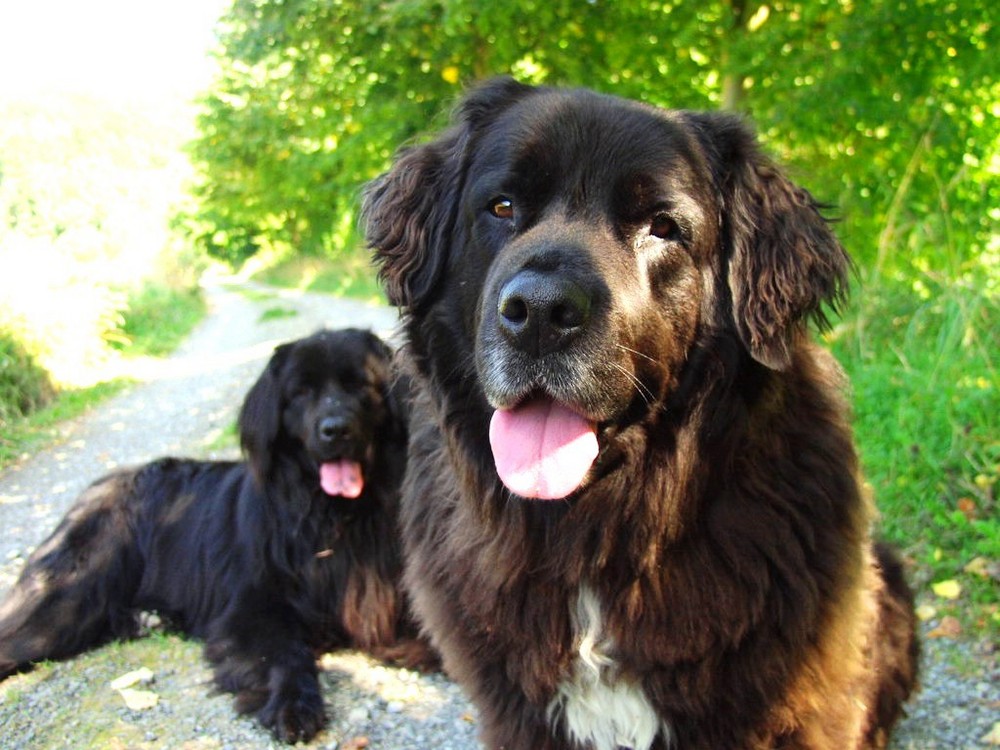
490 198 515 221
650 213 682 241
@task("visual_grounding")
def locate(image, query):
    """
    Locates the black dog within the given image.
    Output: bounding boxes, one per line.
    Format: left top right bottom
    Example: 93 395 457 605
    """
0 328 432 743
364 79 917 749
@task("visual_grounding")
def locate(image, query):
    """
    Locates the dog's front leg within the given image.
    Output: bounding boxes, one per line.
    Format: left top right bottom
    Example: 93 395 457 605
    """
205 598 325 743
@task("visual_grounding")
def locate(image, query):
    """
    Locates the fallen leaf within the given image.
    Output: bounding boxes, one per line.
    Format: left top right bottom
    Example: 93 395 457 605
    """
110 667 154 691
931 579 962 600
915 603 937 622
926 615 962 639
981 721 1000 745
964 556 999 581
118 687 159 710
341 737 370 750
964 557 989 576
957 497 977 520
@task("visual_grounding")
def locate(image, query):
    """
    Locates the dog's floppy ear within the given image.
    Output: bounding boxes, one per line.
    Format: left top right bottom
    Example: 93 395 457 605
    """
239 342 291 484
362 128 464 310
363 77 537 311
688 112 852 370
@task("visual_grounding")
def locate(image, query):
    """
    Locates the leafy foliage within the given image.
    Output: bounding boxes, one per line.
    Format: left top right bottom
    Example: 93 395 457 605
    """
107 283 207 358
189 0 996 276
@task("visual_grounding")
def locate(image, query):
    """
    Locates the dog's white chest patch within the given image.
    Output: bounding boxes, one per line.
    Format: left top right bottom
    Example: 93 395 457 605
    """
547 587 670 750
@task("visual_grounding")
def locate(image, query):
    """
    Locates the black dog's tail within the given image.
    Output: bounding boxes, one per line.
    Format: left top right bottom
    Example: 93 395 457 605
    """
864 542 920 747
0 470 143 679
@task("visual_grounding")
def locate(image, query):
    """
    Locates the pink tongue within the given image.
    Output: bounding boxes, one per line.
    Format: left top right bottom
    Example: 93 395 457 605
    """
320 460 364 498
489 398 599 500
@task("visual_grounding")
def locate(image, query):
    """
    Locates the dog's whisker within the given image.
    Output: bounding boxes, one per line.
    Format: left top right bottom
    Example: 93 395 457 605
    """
616 344 661 366
608 361 655 406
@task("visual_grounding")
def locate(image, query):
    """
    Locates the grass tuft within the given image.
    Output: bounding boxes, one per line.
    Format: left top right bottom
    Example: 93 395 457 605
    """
249 251 384 302
108 283 207 357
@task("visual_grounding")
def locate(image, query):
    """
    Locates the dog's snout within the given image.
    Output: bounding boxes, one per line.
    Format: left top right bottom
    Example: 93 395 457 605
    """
318 415 349 443
497 270 591 356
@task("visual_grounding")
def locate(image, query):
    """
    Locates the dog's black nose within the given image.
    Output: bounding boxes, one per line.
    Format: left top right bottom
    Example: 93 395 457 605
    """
318 416 349 443
497 270 591 356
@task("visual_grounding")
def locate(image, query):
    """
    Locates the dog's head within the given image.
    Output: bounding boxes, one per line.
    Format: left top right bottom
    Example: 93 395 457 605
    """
364 79 849 499
238 328 403 497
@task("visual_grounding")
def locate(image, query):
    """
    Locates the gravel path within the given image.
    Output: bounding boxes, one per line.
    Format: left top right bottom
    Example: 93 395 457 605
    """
0 282 996 749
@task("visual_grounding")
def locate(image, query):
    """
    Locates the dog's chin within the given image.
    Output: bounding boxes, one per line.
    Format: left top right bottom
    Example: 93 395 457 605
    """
478 334 625 410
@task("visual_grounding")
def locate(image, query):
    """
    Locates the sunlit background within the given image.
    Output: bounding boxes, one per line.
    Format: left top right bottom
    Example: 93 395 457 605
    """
0 0 225 100
0 0 229 385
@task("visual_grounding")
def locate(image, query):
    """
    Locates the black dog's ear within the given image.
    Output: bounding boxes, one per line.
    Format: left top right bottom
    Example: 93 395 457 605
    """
687 112 852 370
361 328 394 365
363 77 537 311
239 342 291 484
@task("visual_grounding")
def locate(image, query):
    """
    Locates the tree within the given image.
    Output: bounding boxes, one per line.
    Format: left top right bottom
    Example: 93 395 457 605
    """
187 0 997 289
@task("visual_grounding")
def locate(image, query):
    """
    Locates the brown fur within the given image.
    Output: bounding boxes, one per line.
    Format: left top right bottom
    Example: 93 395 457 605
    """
364 79 918 749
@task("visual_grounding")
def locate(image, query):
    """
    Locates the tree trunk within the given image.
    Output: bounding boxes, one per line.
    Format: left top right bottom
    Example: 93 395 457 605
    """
720 0 748 111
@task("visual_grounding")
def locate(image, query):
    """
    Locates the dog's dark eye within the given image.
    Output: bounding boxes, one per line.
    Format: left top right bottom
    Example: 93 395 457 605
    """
288 384 310 400
650 213 682 242
489 198 515 221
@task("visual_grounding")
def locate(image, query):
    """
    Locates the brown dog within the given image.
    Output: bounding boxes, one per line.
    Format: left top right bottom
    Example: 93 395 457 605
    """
364 79 918 749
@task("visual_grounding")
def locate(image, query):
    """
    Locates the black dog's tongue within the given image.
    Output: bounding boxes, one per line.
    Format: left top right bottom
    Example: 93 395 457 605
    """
320 460 364 498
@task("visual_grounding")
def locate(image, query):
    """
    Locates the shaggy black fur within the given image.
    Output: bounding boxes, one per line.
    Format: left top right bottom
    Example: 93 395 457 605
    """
0 328 434 742
364 79 919 749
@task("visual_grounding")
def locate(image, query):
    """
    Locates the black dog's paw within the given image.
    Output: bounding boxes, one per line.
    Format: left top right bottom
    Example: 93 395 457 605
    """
255 671 326 744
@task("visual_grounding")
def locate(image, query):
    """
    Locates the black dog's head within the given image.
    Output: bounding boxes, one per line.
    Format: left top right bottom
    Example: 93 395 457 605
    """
364 79 849 499
238 328 403 498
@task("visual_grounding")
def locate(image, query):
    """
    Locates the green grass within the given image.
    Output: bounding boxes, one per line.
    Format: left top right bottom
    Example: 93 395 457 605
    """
198 419 239 458
258 305 299 322
108 282 207 357
830 274 998 636
0 330 55 424
0 379 131 469
1 281 207 471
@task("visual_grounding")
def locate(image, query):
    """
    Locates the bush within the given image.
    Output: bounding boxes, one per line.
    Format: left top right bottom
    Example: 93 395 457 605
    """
0 330 54 427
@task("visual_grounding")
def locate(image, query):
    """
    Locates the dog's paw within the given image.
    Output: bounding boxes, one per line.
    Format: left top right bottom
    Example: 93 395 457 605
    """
256 673 326 744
